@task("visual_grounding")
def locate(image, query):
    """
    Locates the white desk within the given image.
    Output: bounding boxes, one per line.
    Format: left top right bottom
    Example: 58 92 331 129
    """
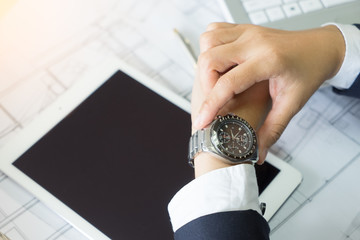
0 0 359 239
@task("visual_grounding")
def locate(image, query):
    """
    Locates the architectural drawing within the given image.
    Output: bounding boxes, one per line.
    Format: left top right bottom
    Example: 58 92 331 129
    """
0 0 359 239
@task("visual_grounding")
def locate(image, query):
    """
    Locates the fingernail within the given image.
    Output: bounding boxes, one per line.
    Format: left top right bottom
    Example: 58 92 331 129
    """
193 114 204 129
260 148 268 163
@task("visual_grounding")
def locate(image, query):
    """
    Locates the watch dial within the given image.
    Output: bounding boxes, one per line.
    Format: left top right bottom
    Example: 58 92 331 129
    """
215 119 254 159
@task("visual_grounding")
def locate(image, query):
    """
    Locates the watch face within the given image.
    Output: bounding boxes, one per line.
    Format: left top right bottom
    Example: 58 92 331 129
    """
211 115 256 161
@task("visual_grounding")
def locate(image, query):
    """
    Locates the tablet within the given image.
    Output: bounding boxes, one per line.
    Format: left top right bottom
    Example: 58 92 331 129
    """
0 59 302 239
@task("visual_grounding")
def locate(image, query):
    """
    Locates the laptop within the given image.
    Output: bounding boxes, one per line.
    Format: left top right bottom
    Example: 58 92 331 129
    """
217 0 360 30
0 59 301 239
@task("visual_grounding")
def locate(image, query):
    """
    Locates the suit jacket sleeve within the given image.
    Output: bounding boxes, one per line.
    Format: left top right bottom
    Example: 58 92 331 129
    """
333 24 360 98
333 73 360 97
174 210 270 240
168 165 268 240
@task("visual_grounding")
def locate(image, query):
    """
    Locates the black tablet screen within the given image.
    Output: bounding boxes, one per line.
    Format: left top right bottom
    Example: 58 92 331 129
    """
13 70 278 239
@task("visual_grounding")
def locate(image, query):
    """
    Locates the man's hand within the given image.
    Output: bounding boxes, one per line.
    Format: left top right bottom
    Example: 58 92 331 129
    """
193 23 345 163
191 65 271 168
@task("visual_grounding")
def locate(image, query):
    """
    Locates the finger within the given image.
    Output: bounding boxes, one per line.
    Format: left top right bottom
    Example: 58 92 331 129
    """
198 43 244 93
200 24 251 53
194 58 270 129
256 95 300 164
198 28 270 93
200 26 238 53
191 71 204 121
206 22 236 31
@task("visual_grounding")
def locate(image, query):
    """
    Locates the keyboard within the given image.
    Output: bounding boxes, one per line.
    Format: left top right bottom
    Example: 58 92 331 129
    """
242 0 356 25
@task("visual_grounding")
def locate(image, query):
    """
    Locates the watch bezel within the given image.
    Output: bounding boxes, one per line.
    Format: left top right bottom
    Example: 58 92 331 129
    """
210 114 258 163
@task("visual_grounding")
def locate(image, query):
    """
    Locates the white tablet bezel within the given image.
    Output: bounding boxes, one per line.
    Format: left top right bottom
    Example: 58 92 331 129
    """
0 57 301 239
259 152 302 221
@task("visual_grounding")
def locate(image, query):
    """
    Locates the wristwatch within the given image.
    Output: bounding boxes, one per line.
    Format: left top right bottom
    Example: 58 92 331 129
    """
188 114 258 167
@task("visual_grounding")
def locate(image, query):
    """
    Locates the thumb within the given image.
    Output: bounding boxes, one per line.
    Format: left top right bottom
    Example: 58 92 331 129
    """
193 59 265 129
256 97 299 164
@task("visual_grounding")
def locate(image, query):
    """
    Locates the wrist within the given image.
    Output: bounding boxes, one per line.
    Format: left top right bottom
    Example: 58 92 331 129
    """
191 82 270 178
322 23 360 89
216 81 271 131
319 25 346 80
194 152 252 178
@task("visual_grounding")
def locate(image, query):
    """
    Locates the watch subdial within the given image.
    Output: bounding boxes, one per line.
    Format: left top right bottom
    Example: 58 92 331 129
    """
219 131 231 143
236 134 248 147
228 141 240 152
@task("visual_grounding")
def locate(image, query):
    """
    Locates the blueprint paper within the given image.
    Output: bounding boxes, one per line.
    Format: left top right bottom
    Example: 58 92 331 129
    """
0 0 360 239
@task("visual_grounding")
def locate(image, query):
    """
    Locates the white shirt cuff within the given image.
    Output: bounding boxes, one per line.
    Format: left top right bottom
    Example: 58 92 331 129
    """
323 23 360 89
168 164 261 232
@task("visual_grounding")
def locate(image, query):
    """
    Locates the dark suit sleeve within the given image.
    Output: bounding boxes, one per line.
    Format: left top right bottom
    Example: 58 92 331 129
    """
333 24 360 98
174 210 270 240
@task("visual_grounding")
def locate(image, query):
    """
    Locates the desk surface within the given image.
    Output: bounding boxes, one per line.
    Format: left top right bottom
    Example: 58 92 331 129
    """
0 0 360 239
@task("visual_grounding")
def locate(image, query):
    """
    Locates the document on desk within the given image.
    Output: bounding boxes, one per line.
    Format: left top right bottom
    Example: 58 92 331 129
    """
0 0 360 239
0 0 221 238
